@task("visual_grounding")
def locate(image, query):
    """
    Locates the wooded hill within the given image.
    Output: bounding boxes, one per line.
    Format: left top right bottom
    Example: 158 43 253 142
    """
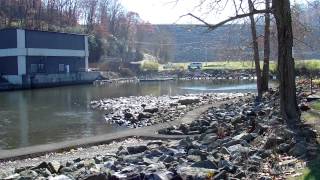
151 24 320 62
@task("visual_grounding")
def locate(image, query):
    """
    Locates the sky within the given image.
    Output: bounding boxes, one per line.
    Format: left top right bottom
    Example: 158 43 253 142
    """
120 0 308 24
120 0 233 24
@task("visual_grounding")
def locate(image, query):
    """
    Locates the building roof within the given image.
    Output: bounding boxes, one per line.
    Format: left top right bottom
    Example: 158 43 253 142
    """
0 28 88 36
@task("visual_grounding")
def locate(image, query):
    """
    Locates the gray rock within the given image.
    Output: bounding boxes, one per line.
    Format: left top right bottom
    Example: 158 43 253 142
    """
277 143 291 153
177 105 187 110
144 107 159 113
19 170 38 178
233 132 255 142
145 171 174 180
220 147 230 155
214 170 228 180
138 112 152 120
170 130 184 135
48 160 61 174
127 145 148 154
191 160 218 169
178 98 200 105
178 167 218 179
159 155 175 163
3 173 20 180
187 155 202 162
223 139 244 148
290 142 307 157
59 167 73 173
50 175 72 180
83 174 108 180
264 136 285 149
123 154 143 164
227 144 251 154
147 141 163 146
147 149 163 158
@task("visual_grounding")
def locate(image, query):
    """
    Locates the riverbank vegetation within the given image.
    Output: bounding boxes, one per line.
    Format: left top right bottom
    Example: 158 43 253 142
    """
159 60 320 72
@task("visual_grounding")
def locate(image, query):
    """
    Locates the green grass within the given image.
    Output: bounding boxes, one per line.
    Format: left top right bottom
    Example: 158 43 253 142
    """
159 59 320 72
159 61 277 71
310 100 320 111
296 60 320 71
294 111 320 180
289 146 320 180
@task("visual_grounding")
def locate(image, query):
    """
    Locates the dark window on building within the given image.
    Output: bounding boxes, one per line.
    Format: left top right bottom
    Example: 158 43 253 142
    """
30 64 38 73
59 64 65 72
38 64 45 73
30 64 45 73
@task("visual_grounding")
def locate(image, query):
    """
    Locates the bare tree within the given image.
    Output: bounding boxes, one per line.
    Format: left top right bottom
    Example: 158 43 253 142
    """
261 0 271 92
273 0 300 124
186 0 300 123
248 0 262 98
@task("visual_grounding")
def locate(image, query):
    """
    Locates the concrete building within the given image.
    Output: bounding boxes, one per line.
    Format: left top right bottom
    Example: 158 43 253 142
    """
0 28 99 88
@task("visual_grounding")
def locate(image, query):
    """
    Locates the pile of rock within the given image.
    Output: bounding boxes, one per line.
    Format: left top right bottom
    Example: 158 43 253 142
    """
155 90 318 179
90 93 246 128
1 91 317 180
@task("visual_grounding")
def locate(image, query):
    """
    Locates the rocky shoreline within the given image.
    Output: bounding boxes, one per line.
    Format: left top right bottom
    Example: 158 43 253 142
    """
90 93 246 128
0 91 318 180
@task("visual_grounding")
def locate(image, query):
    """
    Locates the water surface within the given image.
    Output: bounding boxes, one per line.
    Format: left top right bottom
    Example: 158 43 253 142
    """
0 80 256 149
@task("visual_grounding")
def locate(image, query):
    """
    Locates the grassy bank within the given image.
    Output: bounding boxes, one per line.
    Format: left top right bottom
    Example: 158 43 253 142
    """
296 100 320 180
159 60 320 72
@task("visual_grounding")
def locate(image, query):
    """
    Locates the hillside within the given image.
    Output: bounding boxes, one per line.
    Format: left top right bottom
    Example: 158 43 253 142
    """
152 24 320 62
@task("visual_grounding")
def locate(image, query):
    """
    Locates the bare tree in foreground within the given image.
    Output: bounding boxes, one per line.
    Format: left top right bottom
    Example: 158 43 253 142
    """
186 0 300 124
261 0 271 92
248 0 262 98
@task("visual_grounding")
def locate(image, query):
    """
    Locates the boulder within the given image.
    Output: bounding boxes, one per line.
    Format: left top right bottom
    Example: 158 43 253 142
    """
83 174 108 180
233 132 254 142
19 170 38 179
264 136 285 149
144 171 174 180
48 160 61 174
169 130 185 135
227 144 251 154
299 103 310 111
213 170 227 180
144 107 159 113
290 142 307 157
50 175 72 180
178 167 218 179
127 145 148 154
191 160 218 169
177 105 187 110
138 112 152 120
178 98 200 105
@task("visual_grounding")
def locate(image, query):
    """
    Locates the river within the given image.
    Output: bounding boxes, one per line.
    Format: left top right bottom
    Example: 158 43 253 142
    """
0 80 257 150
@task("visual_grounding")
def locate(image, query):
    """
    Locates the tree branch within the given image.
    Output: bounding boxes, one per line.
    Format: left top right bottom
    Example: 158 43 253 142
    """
182 8 272 31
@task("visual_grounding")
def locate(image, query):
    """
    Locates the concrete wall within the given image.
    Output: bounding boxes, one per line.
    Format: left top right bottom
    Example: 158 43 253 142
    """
25 30 85 50
3 72 100 86
0 29 17 49
26 72 100 85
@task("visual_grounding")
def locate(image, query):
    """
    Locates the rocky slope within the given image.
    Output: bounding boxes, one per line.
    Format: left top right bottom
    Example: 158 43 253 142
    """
0 91 318 180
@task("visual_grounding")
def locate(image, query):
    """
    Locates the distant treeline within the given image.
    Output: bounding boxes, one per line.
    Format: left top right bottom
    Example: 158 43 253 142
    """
155 0 320 62
0 0 174 64
0 0 319 63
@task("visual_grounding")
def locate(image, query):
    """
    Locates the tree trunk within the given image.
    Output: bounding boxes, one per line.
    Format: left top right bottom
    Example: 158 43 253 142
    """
248 0 262 98
261 0 271 92
273 0 300 124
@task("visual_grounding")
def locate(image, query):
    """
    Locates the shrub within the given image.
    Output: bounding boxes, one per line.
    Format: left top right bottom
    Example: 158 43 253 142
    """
141 61 159 72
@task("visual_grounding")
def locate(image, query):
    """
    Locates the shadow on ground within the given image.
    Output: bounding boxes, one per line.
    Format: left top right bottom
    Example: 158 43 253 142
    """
295 108 320 180
299 145 320 180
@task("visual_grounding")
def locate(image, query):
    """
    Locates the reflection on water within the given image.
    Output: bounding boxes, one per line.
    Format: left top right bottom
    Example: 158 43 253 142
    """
181 83 257 91
0 80 256 149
